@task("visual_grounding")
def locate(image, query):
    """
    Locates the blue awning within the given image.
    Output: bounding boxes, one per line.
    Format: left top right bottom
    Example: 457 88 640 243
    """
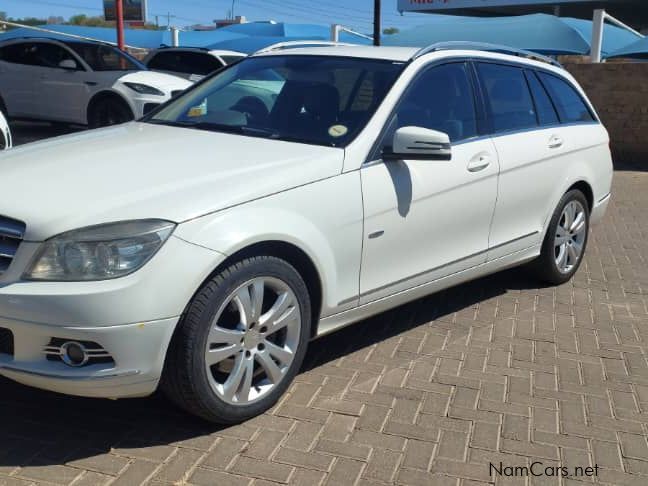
607 36 648 58
207 36 323 54
560 17 641 57
218 22 371 45
382 14 590 55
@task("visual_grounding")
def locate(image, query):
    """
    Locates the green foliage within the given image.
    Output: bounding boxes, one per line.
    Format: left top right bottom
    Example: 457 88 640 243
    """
383 27 400 35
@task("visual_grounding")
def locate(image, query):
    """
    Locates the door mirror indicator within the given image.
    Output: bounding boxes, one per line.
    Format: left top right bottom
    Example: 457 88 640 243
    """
383 126 452 161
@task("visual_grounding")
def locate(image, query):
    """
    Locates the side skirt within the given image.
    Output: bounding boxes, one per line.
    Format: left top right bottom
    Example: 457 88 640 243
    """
315 244 541 338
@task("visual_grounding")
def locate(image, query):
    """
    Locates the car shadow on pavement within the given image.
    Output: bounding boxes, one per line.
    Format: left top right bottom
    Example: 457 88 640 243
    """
0 266 546 466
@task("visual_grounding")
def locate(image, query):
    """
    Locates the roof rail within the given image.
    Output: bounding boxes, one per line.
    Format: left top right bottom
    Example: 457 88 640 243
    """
253 40 355 55
412 41 562 68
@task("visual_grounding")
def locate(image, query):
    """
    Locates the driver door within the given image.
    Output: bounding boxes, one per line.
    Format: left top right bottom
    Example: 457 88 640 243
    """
35 43 89 123
359 62 500 304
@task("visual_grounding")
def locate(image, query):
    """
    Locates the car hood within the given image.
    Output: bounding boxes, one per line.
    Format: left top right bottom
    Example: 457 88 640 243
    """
0 123 344 241
117 70 192 91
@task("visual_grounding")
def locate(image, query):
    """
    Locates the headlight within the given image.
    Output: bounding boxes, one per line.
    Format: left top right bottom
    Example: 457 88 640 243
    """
24 220 175 281
124 82 165 96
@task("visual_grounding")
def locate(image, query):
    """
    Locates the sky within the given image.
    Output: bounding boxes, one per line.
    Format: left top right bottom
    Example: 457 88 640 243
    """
1 0 435 33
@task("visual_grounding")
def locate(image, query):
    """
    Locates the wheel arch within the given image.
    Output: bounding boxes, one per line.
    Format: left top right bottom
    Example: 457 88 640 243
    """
185 239 324 339
567 180 594 211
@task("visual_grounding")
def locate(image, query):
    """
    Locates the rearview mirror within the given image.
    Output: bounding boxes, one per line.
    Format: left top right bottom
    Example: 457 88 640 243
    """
59 59 78 70
383 126 452 161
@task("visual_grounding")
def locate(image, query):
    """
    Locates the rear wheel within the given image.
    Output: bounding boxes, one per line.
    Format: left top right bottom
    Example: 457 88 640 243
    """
532 189 589 285
88 96 134 128
162 256 311 424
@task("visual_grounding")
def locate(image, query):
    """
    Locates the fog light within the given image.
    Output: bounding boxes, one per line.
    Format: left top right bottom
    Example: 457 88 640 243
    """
61 341 89 367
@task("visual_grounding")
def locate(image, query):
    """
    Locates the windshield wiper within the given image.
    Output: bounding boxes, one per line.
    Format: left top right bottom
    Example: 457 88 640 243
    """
146 120 335 146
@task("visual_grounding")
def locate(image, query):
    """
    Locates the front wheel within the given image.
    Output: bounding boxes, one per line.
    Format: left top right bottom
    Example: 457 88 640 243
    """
532 189 590 285
162 256 311 424
88 97 134 128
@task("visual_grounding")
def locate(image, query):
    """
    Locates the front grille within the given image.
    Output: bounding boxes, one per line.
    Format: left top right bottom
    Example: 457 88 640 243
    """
0 215 26 276
0 328 14 356
171 90 184 98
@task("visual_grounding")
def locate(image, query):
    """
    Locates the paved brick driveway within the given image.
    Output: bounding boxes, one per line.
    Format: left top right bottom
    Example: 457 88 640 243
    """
1 164 647 486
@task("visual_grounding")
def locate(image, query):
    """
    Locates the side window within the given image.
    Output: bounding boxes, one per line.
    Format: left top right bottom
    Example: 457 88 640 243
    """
0 43 40 66
477 63 537 133
34 43 80 69
537 72 594 124
525 70 559 126
386 63 478 144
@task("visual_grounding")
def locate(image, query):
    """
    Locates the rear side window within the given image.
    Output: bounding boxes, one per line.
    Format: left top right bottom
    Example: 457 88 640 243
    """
477 63 537 133
525 71 559 126
537 72 594 124
148 51 224 75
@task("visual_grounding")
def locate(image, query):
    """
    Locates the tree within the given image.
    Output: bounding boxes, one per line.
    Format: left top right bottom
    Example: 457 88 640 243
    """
383 27 400 35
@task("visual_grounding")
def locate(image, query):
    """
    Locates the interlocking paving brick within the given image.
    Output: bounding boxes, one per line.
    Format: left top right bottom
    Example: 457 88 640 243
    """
151 448 204 483
363 448 402 483
200 437 247 470
109 460 159 486
189 468 251 486
273 447 334 472
230 456 294 483
3 167 648 485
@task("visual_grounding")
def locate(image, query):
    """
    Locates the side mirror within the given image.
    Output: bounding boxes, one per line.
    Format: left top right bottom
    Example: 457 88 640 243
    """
59 59 78 70
383 126 452 161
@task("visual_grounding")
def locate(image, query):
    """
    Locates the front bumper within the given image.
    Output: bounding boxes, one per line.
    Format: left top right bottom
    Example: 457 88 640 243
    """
0 317 178 398
0 235 226 399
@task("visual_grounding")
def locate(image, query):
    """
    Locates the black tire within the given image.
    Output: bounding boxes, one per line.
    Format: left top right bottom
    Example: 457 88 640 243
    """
0 96 8 119
162 256 312 424
88 96 134 128
532 189 590 285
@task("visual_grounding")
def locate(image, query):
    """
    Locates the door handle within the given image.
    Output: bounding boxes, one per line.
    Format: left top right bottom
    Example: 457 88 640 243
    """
548 136 564 149
467 155 491 172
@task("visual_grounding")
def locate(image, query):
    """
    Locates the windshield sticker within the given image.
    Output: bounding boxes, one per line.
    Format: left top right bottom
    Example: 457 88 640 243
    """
329 125 348 138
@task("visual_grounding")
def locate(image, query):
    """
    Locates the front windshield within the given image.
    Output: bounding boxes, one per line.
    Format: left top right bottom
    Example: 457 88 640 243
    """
65 42 144 71
147 55 405 147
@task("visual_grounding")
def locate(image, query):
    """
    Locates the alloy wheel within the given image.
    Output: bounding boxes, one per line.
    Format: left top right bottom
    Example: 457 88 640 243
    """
554 200 587 274
204 277 301 405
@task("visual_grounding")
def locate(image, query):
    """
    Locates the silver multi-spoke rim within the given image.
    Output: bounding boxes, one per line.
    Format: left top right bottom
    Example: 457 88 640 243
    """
205 277 301 405
554 200 587 274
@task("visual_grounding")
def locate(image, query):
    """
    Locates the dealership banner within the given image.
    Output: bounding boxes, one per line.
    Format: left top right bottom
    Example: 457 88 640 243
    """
398 0 608 12
104 0 147 22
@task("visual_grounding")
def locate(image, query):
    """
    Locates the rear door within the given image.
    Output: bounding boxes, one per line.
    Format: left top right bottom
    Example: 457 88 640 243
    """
475 61 563 260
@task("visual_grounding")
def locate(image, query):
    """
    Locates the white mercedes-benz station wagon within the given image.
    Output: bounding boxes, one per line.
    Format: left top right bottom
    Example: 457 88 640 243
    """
0 42 612 423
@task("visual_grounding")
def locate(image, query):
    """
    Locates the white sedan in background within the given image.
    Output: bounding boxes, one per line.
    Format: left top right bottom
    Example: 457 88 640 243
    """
0 111 10 149
0 38 191 127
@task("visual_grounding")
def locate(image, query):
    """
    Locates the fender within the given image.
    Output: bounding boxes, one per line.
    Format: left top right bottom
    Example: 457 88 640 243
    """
174 172 364 318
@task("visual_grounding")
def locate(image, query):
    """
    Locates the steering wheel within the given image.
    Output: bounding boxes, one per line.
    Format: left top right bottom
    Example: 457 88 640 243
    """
230 96 269 123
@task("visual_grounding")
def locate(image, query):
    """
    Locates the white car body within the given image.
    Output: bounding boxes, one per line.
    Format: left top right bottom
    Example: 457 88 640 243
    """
144 47 247 82
0 111 10 149
0 38 191 125
0 45 612 403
